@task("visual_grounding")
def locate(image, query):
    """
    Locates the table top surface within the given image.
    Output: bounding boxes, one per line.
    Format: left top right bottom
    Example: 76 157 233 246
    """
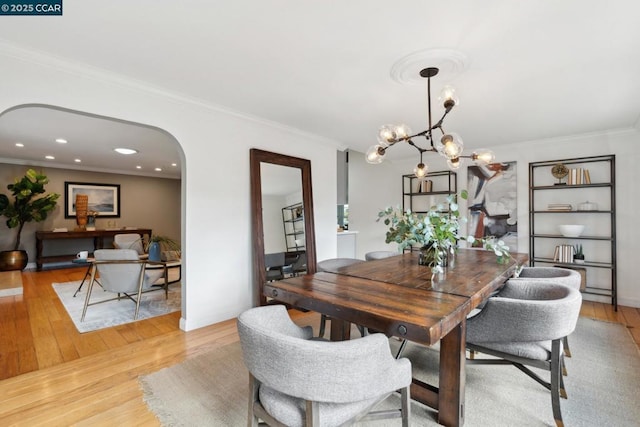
265 249 528 345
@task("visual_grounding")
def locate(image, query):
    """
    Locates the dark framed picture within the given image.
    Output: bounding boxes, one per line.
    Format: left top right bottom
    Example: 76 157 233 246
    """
65 182 121 218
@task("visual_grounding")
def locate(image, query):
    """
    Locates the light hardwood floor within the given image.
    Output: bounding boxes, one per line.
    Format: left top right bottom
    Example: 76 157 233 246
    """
0 267 638 425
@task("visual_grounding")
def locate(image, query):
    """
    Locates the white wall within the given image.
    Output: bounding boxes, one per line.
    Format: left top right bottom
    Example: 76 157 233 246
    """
349 130 640 308
262 195 287 254
0 45 339 330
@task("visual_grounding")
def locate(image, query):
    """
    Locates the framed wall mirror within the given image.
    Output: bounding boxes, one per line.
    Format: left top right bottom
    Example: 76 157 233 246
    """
250 149 317 306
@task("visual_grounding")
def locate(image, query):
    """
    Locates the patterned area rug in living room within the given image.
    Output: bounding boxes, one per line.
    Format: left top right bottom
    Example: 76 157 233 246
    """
52 281 181 333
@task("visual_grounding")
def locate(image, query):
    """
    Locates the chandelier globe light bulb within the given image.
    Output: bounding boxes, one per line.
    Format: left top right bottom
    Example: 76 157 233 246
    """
366 145 385 164
473 149 495 165
447 157 462 171
377 124 398 146
439 85 459 109
441 133 464 159
414 162 428 179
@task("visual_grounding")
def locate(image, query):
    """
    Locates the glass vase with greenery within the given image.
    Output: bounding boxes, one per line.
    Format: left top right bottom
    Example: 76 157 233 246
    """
378 192 510 273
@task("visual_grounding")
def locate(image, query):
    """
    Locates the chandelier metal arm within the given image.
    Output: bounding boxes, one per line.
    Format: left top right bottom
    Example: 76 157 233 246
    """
407 138 437 154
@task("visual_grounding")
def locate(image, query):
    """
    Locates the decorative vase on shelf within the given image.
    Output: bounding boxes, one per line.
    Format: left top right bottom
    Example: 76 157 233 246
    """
148 241 162 262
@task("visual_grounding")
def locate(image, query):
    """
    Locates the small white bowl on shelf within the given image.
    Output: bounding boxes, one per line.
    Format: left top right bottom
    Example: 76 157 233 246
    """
558 224 585 237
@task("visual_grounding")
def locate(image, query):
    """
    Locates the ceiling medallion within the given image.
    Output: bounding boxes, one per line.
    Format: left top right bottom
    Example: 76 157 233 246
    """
390 48 469 85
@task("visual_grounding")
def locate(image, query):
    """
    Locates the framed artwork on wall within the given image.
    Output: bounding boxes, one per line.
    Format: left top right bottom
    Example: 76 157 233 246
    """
466 161 518 251
64 182 121 218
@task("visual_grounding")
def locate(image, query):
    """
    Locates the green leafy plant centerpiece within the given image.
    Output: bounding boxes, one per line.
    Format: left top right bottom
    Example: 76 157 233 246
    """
377 191 510 273
0 169 60 270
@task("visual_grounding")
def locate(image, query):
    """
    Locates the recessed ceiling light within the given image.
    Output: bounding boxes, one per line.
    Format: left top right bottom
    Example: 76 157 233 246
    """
74 159 81 163
136 165 142 169
15 143 24 147
155 167 162 172
171 163 177 167
56 138 68 144
114 148 138 155
45 155 55 160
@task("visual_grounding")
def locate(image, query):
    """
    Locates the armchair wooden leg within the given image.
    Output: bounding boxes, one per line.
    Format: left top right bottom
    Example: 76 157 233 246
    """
551 339 564 427
563 335 571 357
305 400 319 426
248 374 259 427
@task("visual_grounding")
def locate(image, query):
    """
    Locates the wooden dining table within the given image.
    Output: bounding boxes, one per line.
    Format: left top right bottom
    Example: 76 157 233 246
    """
264 248 528 426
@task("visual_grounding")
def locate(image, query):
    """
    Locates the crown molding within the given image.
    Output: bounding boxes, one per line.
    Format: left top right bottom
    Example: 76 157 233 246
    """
510 127 637 149
0 40 343 149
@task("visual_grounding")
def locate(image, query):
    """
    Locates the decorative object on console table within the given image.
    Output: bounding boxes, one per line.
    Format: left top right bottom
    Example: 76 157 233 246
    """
86 211 98 231
75 194 89 230
0 169 60 271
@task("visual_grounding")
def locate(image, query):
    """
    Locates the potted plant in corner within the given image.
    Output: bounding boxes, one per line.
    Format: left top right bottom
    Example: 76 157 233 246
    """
0 169 60 271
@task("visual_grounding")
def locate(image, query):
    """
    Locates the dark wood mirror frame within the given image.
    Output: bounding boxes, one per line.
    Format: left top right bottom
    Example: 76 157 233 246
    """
250 149 317 306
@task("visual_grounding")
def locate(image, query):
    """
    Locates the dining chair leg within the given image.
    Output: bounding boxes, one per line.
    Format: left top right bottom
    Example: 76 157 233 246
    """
400 385 411 427
551 339 564 427
563 335 571 357
133 265 146 320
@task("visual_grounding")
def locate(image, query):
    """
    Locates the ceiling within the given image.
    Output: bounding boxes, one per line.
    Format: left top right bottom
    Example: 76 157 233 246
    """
0 0 639 176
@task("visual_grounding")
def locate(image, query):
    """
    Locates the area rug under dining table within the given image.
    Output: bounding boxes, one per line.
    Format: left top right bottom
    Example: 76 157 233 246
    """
52 280 181 333
139 317 640 426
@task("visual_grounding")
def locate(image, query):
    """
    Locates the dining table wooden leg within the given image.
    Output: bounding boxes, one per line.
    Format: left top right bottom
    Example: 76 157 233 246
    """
329 318 351 341
438 320 466 426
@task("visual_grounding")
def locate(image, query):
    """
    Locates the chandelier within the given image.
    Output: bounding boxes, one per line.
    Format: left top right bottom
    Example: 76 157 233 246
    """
365 67 495 178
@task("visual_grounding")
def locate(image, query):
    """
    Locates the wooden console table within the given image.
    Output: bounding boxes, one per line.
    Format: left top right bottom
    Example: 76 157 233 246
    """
35 228 152 271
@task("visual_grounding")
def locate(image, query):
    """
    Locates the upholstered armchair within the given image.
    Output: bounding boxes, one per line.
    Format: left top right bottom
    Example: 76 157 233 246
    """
113 233 148 259
512 266 581 289
237 305 412 427
510 266 582 357
466 280 582 427
81 249 164 321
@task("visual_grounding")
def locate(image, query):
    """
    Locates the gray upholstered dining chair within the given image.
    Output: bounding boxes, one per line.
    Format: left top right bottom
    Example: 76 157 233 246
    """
113 233 148 259
512 266 581 289
81 249 164 321
317 258 366 338
466 280 582 427
237 305 412 427
364 251 397 261
510 266 582 357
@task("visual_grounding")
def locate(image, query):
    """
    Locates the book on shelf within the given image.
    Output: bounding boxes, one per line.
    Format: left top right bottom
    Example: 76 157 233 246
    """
567 167 591 185
553 244 574 263
548 203 572 211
